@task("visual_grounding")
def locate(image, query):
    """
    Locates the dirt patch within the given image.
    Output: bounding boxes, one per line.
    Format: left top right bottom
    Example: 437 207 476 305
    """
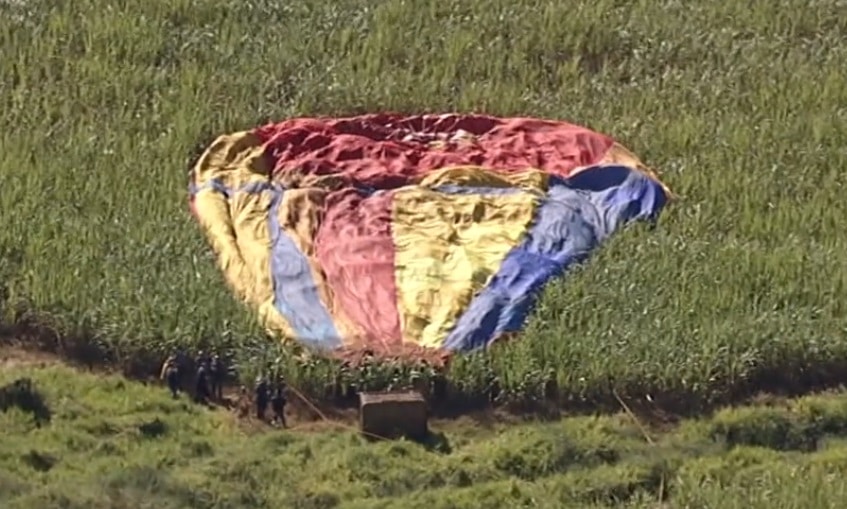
0 344 58 370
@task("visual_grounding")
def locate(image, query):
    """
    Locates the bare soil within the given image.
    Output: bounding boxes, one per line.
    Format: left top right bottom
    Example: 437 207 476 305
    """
0 345 55 369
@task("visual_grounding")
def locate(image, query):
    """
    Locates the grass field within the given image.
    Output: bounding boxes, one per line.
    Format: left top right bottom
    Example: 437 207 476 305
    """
2 0 847 409
5 351 847 508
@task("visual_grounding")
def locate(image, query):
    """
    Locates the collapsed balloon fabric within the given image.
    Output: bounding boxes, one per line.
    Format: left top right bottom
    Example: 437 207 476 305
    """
188 113 671 354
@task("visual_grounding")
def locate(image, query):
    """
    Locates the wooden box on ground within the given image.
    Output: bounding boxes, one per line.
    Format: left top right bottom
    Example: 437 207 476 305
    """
359 391 428 440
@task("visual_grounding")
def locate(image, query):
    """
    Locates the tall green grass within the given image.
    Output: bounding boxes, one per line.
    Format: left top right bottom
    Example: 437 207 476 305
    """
1 0 846 406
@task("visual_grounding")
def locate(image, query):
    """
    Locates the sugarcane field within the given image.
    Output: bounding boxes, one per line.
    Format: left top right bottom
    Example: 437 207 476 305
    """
2 0 847 508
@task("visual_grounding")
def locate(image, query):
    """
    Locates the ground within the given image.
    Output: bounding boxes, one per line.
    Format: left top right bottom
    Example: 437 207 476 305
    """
5 344 847 509
3 0 847 507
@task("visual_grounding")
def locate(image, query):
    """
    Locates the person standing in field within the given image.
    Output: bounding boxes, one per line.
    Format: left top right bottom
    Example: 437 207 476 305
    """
486 372 501 404
194 362 211 404
235 386 250 418
270 381 287 428
544 368 558 401
175 350 190 392
209 354 224 401
196 350 211 370
431 365 448 403
160 354 180 398
254 375 270 420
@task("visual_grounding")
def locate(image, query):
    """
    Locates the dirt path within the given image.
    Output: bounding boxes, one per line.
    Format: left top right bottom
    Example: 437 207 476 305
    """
0 344 56 369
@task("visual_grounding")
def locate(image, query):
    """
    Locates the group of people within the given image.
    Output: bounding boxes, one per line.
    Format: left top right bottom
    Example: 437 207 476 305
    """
159 350 289 427
243 375 288 427
160 350 225 403
158 347 561 428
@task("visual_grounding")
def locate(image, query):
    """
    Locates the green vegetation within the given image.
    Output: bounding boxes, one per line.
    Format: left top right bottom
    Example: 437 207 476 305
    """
2 0 847 409
5 1 846 505
5 359 847 508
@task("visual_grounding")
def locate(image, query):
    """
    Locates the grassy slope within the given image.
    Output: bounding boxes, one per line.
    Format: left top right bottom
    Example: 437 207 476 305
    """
2 1 847 402
4 357 847 508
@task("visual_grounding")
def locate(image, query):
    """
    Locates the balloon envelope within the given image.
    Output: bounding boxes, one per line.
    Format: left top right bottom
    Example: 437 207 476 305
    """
188 114 670 354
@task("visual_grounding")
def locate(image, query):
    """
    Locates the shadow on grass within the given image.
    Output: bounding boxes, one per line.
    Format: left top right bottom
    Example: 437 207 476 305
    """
21 450 58 472
359 427 453 454
0 377 52 426
420 430 453 454
138 417 168 439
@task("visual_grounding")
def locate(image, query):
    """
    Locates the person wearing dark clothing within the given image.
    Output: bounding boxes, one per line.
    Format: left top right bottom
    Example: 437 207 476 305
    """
544 369 558 401
270 386 287 428
166 366 179 398
209 354 224 401
174 351 189 392
196 350 210 369
255 377 269 420
487 376 501 404
195 364 210 404
431 368 448 403
485 370 501 404
160 356 180 398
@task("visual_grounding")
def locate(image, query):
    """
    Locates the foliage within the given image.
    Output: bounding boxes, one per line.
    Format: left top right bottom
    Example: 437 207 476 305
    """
2 0 847 408
6 363 847 508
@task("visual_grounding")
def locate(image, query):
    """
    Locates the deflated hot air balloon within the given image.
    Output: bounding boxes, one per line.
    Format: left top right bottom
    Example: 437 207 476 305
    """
188 114 670 354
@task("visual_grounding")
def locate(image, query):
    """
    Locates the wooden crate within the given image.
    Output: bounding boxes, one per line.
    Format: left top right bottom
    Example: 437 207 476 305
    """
359 390 428 440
